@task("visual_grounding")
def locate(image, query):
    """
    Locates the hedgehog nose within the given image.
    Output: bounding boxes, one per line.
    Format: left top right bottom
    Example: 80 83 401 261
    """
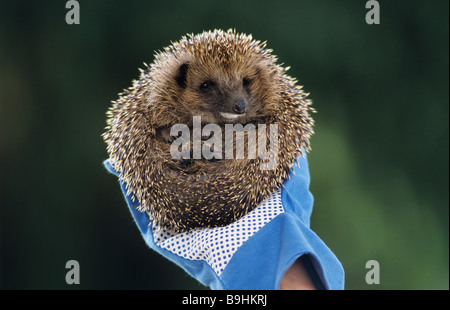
233 98 248 114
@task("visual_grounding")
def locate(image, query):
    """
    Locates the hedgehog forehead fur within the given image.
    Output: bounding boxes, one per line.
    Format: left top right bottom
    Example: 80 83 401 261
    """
104 29 314 232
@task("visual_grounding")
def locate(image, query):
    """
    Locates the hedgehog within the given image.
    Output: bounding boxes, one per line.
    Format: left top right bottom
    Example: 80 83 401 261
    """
103 29 314 232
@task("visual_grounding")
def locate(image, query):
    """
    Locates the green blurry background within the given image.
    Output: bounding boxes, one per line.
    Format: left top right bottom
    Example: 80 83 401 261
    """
0 0 448 289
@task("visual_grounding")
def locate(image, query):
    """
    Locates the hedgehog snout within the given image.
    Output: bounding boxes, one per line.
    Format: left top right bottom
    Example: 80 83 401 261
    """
233 97 248 114
218 96 248 121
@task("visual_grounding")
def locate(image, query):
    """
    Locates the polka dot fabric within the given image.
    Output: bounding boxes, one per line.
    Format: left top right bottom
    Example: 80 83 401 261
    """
152 189 284 275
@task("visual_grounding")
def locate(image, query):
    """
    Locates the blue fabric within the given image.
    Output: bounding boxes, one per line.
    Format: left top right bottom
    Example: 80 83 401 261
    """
103 156 345 290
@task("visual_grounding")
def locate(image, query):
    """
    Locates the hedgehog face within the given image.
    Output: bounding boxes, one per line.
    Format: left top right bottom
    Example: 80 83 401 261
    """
173 59 274 125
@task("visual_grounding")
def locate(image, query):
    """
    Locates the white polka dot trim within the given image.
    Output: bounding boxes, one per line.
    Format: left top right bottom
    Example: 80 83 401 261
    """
152 189 284 276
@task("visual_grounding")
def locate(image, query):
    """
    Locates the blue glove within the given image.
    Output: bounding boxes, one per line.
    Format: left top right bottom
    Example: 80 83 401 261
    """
104 155 344 290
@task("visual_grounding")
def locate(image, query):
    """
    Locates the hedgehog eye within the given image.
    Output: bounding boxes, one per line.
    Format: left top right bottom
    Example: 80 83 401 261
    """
242 78 251 87
199 81 214 92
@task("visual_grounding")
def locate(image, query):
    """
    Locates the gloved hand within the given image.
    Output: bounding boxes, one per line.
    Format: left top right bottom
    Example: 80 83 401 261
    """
103 155 344 290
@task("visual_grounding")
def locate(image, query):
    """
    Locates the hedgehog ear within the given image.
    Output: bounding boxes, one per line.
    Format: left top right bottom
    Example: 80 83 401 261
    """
176 63 190 89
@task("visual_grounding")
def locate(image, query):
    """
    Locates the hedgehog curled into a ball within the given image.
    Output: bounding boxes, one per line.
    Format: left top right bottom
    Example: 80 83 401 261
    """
103 29 314 232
